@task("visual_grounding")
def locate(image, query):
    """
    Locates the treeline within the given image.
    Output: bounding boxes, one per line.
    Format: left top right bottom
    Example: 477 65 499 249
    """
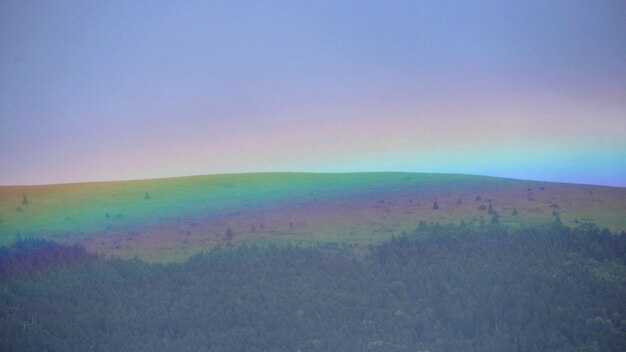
0 237 97 278
1 223 625 351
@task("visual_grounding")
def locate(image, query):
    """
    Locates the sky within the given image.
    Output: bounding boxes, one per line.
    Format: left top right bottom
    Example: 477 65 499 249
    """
1 1 625 186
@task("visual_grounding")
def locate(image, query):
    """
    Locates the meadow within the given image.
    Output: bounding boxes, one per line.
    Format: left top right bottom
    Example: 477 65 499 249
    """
2 173 626 351
1 172 625 261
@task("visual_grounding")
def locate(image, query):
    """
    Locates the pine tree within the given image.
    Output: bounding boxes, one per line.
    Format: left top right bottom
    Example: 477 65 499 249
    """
225 227 234 241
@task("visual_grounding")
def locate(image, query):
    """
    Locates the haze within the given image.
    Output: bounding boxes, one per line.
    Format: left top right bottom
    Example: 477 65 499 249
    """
1 1 625 186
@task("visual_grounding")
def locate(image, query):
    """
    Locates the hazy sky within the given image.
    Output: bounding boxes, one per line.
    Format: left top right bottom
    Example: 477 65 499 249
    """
1 1 625 186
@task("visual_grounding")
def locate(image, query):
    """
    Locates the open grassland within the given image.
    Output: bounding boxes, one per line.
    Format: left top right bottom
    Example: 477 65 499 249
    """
1 172 625 261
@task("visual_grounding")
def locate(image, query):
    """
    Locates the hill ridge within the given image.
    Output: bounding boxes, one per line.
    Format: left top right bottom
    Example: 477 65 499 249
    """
1 172 625 261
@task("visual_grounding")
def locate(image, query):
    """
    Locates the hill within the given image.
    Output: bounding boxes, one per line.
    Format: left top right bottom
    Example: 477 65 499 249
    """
1 172 625 261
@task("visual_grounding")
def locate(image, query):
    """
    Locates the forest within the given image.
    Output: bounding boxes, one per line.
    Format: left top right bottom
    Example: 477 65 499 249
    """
1 222 625 352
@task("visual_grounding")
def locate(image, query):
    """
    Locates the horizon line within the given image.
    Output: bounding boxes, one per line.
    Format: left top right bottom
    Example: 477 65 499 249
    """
1 171 624 189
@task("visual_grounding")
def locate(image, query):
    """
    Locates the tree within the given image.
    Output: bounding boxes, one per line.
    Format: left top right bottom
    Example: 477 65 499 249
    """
432 202 439 210
2 223 625 351
225 228 234 241
144 193 151 200
22 195 28 206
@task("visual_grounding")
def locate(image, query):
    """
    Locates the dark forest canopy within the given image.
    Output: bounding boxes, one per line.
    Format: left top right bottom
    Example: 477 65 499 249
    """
2 222 626 352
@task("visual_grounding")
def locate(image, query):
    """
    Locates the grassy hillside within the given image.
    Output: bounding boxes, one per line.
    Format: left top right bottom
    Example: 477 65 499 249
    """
1 172 625 261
